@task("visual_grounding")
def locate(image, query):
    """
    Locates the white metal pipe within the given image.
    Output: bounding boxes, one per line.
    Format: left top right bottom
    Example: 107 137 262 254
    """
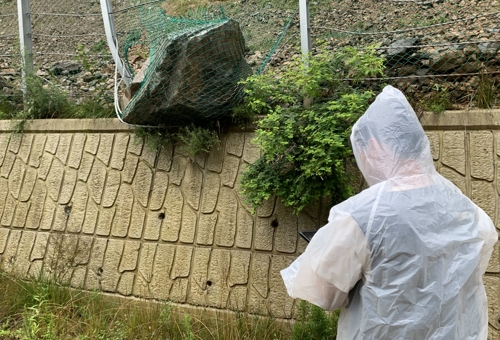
299 0 311 62
299 0 312 107
100 0 133 87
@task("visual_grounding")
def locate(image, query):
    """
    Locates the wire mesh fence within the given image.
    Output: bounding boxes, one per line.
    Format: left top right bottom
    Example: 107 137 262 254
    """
29 0 116 104
111 0 299 125
112 0 298 71
306 0 500 113
0 2 21 103
0 0 117 110
1 0 499 121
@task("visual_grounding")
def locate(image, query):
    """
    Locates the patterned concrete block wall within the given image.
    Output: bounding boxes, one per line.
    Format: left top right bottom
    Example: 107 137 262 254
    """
0 115 499 337
0 119 328 320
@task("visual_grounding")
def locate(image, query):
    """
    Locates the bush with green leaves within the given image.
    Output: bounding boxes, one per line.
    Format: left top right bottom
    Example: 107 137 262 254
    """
25 75 78 119
237 45 385 213
292 300 340 340
0 96 21 120
421 83 452 114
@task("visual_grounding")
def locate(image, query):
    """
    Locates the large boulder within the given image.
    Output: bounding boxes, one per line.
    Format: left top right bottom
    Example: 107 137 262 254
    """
121 19 252 126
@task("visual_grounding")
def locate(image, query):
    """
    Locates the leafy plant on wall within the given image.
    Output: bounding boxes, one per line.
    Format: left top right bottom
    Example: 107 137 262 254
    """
235 44 385 213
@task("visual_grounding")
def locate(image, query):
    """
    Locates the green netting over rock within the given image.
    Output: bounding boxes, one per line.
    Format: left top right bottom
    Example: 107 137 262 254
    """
121 11 252 126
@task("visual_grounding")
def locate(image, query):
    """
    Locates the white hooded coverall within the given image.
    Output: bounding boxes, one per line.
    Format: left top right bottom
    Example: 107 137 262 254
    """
281 86 498 339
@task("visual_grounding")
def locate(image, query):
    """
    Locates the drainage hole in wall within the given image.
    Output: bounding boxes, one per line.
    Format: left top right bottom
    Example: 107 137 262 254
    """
64 206 72 214
158 212 165 220
271 218 279 228
97 267 103 276
206 280 212 287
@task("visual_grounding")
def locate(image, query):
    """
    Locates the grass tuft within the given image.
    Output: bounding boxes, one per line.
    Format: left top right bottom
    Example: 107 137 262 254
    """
0 73 115 133
422 84 452 114
291 300 340 340
475 70 497 109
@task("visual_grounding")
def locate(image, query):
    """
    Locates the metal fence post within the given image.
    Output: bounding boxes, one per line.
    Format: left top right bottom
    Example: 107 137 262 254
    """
299 0 312 107
100 0 133 87
17 0 34 102
299 0 312 61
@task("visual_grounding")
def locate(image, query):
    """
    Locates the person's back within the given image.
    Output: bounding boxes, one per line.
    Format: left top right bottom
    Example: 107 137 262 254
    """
281 86 497 339
338 176 489 339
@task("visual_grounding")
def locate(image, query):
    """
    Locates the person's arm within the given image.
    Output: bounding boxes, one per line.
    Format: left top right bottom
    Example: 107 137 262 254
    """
476 207 498 274
281 212 370 311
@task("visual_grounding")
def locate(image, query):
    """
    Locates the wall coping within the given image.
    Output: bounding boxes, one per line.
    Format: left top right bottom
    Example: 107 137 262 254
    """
1 110 500 133
0 118 256 133
0 119 134 133
420 110 500 130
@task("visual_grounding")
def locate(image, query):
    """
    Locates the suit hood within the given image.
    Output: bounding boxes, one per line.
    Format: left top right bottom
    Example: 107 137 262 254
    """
350 86 435 186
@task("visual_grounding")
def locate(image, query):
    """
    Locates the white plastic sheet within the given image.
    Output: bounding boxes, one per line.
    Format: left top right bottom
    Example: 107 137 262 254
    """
281 86 498 339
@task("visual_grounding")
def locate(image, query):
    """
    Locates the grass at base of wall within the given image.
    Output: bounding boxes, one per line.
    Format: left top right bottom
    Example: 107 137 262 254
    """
0 271 309 340
0 271 340 339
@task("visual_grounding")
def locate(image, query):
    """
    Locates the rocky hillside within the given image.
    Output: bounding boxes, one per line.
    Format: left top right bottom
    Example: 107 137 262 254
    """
263 0 500 109
1 0 499 110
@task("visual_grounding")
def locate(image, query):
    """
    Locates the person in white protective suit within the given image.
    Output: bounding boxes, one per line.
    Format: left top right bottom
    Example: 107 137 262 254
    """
281 85 498 339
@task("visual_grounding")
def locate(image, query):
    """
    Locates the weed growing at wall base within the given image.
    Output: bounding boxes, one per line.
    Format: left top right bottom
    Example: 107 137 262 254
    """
135 124 220 160
0 271 298 339
292 301 340 340
475 70 497 109
420 84 453 114
0 96 21 119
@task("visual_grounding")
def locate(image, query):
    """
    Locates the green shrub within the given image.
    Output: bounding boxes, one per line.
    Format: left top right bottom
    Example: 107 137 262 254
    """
475 70 497 109
134 126 173 152
292 300 340 340
177 125 220 159
0 96 21 120
237 45 385 213
4 73 115 133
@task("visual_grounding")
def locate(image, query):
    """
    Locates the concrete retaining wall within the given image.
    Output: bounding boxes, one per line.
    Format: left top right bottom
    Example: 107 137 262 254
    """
0 119 328 320
0 114 499 336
